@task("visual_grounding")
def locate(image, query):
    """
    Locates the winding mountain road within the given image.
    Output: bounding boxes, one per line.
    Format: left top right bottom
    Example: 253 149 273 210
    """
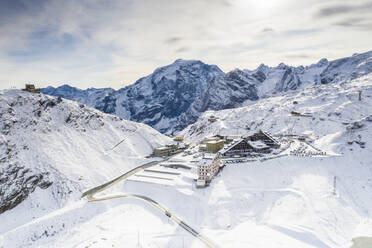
81 157 218 248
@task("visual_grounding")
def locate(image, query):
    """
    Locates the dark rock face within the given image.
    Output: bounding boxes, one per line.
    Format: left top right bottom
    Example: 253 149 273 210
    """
95 94 117 114
252 70 266 83
0 120 53 214
275 68 302 92
134 63 215 117
0 163 52 214
118 60 226 133
42 60 260 134
0 97 54 214
0 92 80 215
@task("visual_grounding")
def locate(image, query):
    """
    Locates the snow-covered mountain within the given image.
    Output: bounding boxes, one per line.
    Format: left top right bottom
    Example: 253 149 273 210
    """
42 60 259 134
0 89 170 231
174 74 372 247
2 74 372 248
246 50 372 97
41 51 372 134
180 73 372 145
41 85 117 114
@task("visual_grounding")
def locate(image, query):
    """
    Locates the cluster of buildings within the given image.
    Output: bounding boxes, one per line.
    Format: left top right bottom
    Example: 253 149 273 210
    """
195 130 280 188
152 131 281 188
198 130 279 157
198 134 240 153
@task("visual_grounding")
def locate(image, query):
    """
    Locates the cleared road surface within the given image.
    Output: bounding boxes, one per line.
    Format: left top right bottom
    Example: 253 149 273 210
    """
82 157 218 248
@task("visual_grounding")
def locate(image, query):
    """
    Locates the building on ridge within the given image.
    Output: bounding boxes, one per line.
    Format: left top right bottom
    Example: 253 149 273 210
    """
23 84 40 93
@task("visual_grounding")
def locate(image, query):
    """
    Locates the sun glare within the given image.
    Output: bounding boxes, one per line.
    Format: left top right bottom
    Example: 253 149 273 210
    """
235 0 284 14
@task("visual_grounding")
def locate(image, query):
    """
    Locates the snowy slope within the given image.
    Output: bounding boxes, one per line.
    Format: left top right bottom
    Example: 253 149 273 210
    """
0 89 170 234
180 74 372 144
2 53 371 248
173 74 372 246
2 129 372 248
41 51 372 134
1 75 371 248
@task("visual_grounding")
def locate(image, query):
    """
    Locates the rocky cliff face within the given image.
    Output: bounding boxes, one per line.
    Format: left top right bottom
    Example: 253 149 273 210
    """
0 94 75 214
117 60 228 133
41 51 372 134
0 89 169 215
43 60 260 134
0 150 53 214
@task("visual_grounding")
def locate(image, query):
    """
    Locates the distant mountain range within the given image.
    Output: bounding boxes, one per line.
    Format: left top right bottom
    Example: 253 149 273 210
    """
41 51 372 134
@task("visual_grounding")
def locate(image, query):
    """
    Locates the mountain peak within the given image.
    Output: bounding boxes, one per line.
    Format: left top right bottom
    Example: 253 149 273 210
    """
257 63 268 70
276 62 290 70
173 58 201 64
41 51 372 134
316 58 328 67
148 59 223 85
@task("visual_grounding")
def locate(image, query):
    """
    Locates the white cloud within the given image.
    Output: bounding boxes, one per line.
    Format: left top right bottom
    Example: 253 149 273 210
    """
0 0 371 90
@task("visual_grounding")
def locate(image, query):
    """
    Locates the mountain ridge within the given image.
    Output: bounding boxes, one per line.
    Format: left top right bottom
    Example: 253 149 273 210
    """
0 89 170 219
41 51 372 134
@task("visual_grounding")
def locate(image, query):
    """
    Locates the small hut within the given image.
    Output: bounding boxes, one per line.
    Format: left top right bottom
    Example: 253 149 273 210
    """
23 84 40 93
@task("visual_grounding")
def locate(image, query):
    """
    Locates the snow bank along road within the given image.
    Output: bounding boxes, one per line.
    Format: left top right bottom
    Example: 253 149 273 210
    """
81 158 218 248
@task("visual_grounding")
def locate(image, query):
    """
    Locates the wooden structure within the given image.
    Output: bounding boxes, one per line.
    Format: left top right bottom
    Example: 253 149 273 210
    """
23 84 40 93
173 137 184 142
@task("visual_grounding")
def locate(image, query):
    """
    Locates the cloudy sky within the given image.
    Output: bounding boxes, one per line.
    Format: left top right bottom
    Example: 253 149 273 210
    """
0 0 371 90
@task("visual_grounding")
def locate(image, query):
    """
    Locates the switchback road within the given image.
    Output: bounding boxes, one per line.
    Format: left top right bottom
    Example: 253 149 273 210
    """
81 157 218 248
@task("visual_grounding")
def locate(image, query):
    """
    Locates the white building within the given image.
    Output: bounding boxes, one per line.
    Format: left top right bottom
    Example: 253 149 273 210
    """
197 154 223 187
